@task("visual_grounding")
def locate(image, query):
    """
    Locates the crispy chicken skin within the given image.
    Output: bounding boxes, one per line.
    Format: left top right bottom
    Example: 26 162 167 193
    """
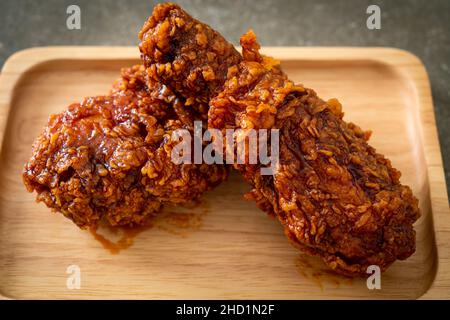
23 65 227 228
139 2 242 118
139 3 420 275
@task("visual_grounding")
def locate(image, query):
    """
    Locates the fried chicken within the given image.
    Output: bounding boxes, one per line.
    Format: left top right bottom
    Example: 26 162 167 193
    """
139 2 241 115
23 64 227 228
139 3 420 276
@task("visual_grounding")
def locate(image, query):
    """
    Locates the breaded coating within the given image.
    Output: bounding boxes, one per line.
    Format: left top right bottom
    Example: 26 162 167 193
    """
139 4 420 276
139 2 242 118
23 65 228 228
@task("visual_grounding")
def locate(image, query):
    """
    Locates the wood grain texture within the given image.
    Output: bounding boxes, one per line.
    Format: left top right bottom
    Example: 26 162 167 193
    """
0 47 448 299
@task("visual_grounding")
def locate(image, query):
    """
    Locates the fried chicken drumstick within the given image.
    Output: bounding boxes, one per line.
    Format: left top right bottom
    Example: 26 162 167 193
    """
23 65 227 228
139 3 420 276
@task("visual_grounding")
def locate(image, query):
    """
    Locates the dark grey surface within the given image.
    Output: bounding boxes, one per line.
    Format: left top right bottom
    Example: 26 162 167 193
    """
1 0 449 200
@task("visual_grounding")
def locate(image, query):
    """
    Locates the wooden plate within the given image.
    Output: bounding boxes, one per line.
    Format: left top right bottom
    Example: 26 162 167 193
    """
0 47 448 299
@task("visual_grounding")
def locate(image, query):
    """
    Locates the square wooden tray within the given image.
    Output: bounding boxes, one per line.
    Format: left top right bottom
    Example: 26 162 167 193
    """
0 47 448 299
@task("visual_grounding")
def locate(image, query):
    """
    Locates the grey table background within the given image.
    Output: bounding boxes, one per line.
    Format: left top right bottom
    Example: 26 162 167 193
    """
1 0 449 201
